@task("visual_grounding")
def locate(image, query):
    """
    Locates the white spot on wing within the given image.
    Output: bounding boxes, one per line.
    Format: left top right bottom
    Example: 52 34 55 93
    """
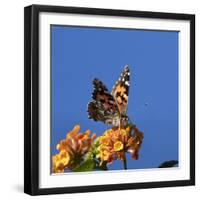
125 81 130 86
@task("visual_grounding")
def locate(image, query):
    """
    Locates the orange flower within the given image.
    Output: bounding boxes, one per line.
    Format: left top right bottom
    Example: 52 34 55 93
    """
96 125 143 166
52 150 70 173
52 125 96 173
114 141 124 151
126 126 144 159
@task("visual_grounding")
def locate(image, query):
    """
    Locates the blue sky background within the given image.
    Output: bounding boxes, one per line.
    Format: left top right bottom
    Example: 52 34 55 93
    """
51 25 178 171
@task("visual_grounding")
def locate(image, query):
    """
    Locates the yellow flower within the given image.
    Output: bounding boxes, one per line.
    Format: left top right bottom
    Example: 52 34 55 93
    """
52 125 96 173
114 141 124 151
60 150 70 165
96 125 143 166
52 150 70 173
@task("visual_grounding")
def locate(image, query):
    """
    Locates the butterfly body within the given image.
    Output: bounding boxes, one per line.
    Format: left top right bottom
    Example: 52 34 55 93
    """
87 65 130 128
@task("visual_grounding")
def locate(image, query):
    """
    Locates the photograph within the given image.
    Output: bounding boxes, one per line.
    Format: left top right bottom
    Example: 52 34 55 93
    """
51 25 178 173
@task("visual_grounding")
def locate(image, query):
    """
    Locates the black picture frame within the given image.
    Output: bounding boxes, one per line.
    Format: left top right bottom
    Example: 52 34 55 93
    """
24 4 195 196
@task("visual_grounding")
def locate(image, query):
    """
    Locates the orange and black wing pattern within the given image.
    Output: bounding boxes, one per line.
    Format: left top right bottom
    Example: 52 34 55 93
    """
87 79 119 126
111 65 130 116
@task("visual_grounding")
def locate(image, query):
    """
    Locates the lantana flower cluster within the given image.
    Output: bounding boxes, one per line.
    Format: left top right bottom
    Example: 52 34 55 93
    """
96 125 143 166
52 125 96 173
52 124 143 173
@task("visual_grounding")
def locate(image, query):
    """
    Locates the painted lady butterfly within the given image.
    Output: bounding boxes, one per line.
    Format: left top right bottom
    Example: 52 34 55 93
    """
87 65 130 127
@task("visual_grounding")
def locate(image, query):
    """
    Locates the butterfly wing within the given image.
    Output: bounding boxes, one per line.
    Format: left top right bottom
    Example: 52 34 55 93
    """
87 79 120 126
111 65 130 115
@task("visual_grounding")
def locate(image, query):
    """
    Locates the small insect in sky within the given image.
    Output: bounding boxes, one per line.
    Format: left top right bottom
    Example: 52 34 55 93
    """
87 65 131 128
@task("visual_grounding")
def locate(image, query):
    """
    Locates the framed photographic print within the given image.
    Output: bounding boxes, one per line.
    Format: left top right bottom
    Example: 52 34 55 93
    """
24 4 195 195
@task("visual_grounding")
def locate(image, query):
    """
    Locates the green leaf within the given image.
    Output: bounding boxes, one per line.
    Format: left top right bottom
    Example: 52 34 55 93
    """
73 158 95 172
91 137 101 155
72 136 110 172
158 160 178 168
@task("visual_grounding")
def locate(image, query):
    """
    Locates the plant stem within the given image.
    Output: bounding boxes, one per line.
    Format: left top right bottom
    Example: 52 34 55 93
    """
123 152 127 170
